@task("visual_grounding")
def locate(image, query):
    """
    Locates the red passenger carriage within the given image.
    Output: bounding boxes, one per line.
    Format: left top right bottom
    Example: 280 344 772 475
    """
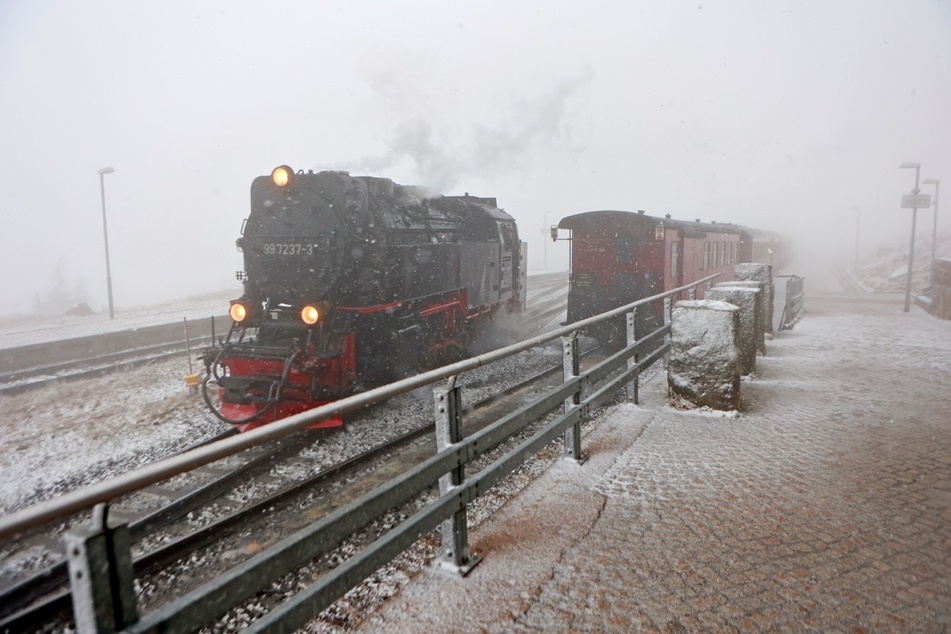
556 210 785 342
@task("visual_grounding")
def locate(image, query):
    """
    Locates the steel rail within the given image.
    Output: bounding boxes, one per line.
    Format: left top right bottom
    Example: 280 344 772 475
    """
0 274 717 540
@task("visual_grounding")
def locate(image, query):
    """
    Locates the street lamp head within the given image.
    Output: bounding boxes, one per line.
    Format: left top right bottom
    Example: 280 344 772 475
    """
98 166 115 175
899 161 920 169
923 178 939 185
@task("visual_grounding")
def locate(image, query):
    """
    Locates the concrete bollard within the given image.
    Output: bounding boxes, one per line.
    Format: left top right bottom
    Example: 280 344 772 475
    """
707 286 761 376
735 263 774 334
716 280 766 355
668 300 740 411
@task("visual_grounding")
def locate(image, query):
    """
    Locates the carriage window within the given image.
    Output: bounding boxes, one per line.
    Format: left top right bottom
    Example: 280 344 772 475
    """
703 241 710 269
616 235 636 263
670 242 680 277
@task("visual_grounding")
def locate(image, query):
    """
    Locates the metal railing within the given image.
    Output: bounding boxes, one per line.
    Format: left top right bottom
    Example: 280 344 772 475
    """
778 275 805 331
0 274 720 633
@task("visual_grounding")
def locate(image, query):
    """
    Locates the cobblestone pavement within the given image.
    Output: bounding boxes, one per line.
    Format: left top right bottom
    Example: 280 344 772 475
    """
362 296 951 633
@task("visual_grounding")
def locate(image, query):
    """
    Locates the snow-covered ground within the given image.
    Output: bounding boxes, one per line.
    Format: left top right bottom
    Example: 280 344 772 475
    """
0 355 225 514
0 290 236 350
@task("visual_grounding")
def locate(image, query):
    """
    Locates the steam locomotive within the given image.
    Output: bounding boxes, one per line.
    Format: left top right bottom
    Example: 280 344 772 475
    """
202 166 525 431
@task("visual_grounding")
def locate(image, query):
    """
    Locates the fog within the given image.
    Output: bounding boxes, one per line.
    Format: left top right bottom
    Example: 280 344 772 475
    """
1 1 949 316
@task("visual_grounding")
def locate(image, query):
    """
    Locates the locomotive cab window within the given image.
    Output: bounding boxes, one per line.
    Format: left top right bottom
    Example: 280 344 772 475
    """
499 222 517 249
670 242 680 278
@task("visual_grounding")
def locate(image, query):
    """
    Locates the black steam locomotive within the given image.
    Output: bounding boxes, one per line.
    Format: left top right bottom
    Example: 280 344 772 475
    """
202 166 525 431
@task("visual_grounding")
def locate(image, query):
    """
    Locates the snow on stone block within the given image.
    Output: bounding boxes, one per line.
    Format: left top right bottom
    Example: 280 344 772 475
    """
716 280 766 355
707 286 759 376
735 262 774 334
668 300 740 411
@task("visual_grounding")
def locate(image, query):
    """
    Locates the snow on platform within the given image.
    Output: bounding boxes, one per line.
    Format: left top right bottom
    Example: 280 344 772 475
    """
361 296 951 632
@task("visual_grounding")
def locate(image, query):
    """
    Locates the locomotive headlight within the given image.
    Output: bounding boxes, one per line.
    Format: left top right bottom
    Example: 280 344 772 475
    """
271 165 293 187
300 304 321 325
229 301 250 323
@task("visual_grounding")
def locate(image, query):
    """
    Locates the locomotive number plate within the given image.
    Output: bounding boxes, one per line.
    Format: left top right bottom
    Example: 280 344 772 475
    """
262 243 316 256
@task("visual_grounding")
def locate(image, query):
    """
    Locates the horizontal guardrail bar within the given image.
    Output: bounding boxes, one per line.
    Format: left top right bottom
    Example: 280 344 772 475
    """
260 401 590 634
0 273 718 541
466 378 579 461
584 325 670 387
585 342 669 411
125 443 465 632
126 380 586 632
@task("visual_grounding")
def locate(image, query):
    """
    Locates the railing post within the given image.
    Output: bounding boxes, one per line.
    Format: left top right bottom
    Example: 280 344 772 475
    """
562 333 586 463
663 296 673 368
626 309 639 404
688 288 696 301
433 380 480 575
64 503 138 633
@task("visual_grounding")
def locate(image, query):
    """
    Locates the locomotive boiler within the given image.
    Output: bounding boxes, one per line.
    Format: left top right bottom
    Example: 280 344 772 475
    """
202 166 525 431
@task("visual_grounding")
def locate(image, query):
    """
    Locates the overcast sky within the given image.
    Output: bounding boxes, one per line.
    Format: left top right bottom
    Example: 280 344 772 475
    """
1 1 949 316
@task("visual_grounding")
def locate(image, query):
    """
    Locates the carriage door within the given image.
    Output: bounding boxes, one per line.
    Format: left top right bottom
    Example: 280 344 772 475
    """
670 240 682 284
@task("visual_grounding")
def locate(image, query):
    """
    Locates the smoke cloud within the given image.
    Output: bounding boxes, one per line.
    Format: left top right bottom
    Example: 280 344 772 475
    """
352 68 593 192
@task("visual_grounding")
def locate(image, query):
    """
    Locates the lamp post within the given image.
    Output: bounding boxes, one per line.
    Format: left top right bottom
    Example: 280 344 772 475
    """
923 178 940 283
899 161 921 313
98 166 116 319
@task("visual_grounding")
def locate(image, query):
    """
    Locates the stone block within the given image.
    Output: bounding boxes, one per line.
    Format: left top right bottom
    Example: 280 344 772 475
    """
707 286 760 375
668 300 740 411
716 280 766 355
735 263 774 333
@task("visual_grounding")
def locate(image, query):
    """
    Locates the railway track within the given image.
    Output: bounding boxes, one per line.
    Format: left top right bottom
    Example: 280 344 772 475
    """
0 274 573 630
1 332 608 632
